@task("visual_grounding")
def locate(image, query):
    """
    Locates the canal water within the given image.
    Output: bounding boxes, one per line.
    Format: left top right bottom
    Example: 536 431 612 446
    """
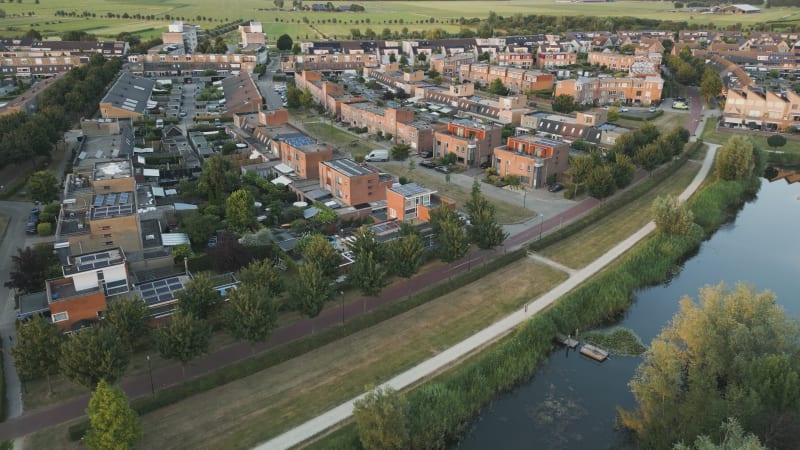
456 178 800 450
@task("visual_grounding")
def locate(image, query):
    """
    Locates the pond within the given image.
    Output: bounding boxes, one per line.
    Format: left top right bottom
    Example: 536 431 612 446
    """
455 177 800 450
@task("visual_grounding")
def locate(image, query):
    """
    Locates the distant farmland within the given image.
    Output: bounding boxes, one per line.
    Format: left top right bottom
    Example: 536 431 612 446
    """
1 0 797 42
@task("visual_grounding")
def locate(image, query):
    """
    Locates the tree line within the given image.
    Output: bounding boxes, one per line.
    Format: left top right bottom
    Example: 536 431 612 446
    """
566 123 690 201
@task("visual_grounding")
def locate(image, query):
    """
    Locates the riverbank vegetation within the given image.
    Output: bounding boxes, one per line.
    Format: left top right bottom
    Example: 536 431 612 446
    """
317 135 763 449
582 328 646 357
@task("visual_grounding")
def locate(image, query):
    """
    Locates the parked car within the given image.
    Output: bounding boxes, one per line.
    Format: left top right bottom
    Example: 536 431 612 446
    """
26 211 39 234
548 183 564 193
479 160 492 169
419 160 437 169
620 107 629 112
419 151 433 159
207 235 218 248
648 106 657 113
179 111 188 117
435 166 451 174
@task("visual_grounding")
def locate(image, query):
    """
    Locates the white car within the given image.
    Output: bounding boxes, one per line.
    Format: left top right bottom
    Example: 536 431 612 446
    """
620 107 629 112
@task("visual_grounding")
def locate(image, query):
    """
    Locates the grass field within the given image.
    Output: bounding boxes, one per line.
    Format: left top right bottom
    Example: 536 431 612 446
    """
301 121 377 158
27 258 567 450
382 162 537 224
700 117 800 156
2 0 797 42
540 157 702 268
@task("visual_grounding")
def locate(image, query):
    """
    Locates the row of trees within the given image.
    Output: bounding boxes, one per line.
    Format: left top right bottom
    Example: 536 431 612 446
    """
567 123 690 200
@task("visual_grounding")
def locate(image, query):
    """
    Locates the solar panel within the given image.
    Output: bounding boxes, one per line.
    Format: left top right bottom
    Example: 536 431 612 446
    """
94 195 105 207
106 194 116 205
119 192 129 204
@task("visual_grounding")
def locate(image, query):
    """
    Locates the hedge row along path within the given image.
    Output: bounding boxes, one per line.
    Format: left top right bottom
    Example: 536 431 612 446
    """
258 140 719 450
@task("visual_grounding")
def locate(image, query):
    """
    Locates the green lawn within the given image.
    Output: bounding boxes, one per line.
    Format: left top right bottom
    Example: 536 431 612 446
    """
382 162 537 224
701 116 800 156
301 121 376 159
29 259 567 450
540 157 702 269
2 0 796 40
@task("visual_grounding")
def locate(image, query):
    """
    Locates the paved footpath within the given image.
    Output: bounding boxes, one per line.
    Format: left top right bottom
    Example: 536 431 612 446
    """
257 142 719 450
0 110 715 443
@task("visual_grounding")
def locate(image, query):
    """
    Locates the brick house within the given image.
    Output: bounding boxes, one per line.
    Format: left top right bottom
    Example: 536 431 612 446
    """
46 248 130 331
434 119 503 168
319 159 393 206
493 135 570 188
386 183 452 222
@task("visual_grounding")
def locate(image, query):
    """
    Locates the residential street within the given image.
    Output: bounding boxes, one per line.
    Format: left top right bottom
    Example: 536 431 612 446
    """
0 81 717 444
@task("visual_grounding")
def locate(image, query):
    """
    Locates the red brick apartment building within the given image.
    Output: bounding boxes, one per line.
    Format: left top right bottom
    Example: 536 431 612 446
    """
459 63 554 93
434 119 503 168
46 248 130 331
339 101 415 138
493 135 570 189
319 158 393 206
386 183 453 222
278 133 334 179
555 75 663 106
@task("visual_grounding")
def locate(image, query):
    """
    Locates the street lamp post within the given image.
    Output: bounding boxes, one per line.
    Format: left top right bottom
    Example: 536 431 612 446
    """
523 190 527 209
539 214 544 241
340 291 345 324
146 355 154 395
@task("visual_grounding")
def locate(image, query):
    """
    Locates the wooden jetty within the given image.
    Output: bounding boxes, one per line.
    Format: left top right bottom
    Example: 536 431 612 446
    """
580 343 609 362
556 334 579 349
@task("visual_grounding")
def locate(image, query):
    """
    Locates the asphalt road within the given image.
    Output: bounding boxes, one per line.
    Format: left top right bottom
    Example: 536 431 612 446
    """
0 201 46 424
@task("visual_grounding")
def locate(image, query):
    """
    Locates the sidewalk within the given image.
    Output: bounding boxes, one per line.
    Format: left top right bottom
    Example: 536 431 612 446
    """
0 110 716 442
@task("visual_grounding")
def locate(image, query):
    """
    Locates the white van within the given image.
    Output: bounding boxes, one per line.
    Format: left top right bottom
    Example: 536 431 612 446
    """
364 149 389 162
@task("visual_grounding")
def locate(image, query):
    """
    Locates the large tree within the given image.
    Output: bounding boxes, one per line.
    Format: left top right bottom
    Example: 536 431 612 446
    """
301 234 340 279
27 170 59 204
391 143 411 161
276 34 293 51
552 94 576 113
487 78 509 96
349 250 388 297
180 211 221 246
13 316 63 394
586 164 617 200
84 379 142 450
176 272 223 320
103 296 151 350
388 232 424 280
156 311 211 374
353 385 409 450
225 189 256 233
621 283 800 449
5 245 59 294
430 206 469 262
700 66 723 106
465 180 507 249
236 258 284 298
716 136 755 181
674 418 766 450
652 194 694 236
289 262 333 330
60 326 131 389
198 155 237 203
224 285 278 354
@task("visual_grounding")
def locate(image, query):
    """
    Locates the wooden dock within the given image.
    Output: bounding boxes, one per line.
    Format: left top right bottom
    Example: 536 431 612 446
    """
556 334 579 349
580 343 609 362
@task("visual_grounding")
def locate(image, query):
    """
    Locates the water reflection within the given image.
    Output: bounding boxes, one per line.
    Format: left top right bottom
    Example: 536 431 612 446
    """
456 179 800 449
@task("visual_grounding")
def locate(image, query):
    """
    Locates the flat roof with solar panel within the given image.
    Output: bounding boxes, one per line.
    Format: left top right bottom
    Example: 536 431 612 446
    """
136 275 190 307
63 248 125 275
390 183 435 197
322 158 375 177
92 204 134 220
281 133 332 153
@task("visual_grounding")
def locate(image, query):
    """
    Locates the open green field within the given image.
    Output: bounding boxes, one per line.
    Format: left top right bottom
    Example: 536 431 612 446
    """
301 121 376 158
540 154 702 268
2 0 797 42
382 162 537 224
27 258 567 450
700 116 800 156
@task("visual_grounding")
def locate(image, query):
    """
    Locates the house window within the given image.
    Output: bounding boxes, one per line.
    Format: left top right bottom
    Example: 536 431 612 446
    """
103 234 112 238
105 241 114 246
52 312 68 323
